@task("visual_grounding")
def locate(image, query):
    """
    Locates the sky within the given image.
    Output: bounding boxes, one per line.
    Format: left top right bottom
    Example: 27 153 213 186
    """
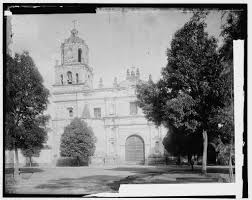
11 9 223 92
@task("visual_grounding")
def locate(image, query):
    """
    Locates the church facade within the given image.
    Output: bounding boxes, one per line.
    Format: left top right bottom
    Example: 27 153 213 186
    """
51 27 167 165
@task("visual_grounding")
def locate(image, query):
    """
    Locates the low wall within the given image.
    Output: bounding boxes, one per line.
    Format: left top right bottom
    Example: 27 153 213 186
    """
5 149 53 167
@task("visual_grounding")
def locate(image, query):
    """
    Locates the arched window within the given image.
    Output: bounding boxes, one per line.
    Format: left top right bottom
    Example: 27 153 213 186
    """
78 48 82 62
60 74 63 85
76 73 79 84
67 71 72 84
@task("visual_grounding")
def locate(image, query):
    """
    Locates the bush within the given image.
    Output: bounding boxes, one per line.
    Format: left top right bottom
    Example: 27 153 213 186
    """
60 118 96 166
148 153 162 158
56 157 88 167
216 143 235 165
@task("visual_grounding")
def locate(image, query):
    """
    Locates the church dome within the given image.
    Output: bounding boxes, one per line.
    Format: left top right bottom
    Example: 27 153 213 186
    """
63 28 86 44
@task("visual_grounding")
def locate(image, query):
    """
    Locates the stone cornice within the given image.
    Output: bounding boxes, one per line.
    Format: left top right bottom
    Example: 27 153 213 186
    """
52 115 147 121
52 83 85 87
55 63 93 73
52 95 137 102
52 85 135 95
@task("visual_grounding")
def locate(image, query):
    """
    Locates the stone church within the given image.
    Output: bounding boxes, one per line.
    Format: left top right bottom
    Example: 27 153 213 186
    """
50 27 167 165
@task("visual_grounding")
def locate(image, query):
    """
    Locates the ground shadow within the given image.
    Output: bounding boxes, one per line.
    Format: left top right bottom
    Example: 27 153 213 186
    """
5 167 44 174
108 165 234 175
107 166 199 175
5 167 45 194
205 167 235 174
106 166 164 174
6 165 231 195
35 175 125 194
107 171 220 189
34 173 174 193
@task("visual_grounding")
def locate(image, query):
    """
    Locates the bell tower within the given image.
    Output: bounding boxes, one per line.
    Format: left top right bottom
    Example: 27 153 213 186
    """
61 28 89 65
53 22 93 93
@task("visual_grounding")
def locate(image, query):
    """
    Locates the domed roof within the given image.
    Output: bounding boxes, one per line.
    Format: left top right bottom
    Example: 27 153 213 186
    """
63 28 85 44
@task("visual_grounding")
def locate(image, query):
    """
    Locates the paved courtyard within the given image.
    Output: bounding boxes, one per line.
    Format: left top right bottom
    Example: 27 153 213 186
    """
5 165 232 195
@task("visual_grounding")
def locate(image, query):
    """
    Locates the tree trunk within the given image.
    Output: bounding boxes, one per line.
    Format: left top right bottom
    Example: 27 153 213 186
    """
188 154 194 171
14 147 19 179
229 145 234 182
177 154 181 165
29 157 32 167
202 130 208 174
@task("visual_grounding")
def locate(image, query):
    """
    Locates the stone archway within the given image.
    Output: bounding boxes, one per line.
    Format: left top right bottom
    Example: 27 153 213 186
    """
125 135 145 164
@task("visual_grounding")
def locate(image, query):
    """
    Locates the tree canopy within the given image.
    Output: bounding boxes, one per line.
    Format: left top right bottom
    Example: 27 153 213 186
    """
5 52 50 151
137 13 227 134
21 115 50 166
60 118 97 165
216 10 246 145
136 12 230 173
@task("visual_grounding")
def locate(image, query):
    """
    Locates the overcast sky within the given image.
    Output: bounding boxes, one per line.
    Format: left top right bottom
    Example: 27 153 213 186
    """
11 9 223 92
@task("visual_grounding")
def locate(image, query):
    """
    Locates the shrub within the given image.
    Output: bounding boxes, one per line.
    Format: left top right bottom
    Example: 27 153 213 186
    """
216 143 235 165
56 157 88 167
60 118 96 166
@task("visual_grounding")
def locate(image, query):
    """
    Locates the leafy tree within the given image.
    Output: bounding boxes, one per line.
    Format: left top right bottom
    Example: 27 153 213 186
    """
217 10 246 141
215 10 246 181
5 52 49 175
60 117 97 166
220 10 246 68
21 115 50 167
137 12 228 174
162 125 202 169
21 147 41 167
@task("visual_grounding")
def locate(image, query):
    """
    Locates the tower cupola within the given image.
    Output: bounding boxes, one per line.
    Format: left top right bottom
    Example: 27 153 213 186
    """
54 22 93 90
60 24 89 65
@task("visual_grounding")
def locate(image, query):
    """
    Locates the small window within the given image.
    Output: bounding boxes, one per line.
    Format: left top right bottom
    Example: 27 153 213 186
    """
130 102 138 115
60 74 63 85
67 71 72 84
94 108 101 118
68 108 73 117
76 73 79 83
78 48 82 62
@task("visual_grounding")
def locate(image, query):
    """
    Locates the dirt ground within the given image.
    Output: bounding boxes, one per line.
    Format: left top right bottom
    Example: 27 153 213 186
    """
4 165 232 196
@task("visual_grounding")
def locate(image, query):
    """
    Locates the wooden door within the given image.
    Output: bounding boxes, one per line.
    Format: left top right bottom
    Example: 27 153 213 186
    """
125 135 144 164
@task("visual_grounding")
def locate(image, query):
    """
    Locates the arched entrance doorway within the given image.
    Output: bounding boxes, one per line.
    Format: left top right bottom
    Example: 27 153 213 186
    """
125 135 145 164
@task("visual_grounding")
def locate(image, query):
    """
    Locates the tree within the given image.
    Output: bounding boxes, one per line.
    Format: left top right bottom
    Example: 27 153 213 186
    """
21 115 50 167
5 52 49 176
220 10 246 68
60 118 97 166
162 125 202 169
21 147 41 167
137 12 228 174
216 10 246 181
218 10 246 141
